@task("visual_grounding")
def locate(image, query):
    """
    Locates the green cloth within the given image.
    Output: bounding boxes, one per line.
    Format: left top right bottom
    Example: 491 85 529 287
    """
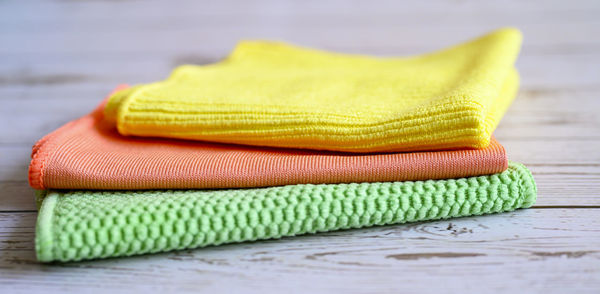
35 162 536 262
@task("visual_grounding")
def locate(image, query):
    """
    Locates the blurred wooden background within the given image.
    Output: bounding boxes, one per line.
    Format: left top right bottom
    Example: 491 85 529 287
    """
1 0 599 293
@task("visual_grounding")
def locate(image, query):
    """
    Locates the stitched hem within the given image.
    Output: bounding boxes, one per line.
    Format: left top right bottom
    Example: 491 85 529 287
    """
35 191 59 262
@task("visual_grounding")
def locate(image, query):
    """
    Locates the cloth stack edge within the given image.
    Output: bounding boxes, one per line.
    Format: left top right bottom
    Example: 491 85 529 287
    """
35 162 536 262
29 27 537 262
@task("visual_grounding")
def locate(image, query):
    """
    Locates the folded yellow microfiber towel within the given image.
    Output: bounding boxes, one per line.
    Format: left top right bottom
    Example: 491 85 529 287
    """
105 28 522 153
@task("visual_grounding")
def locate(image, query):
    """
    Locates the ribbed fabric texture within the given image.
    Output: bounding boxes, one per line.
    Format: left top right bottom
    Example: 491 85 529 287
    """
104 28 522 153
29 90 508 190
35 162 536 262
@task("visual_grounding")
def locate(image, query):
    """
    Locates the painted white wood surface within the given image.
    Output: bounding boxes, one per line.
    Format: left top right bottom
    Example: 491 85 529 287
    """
1 209 599 293
0 0 599 293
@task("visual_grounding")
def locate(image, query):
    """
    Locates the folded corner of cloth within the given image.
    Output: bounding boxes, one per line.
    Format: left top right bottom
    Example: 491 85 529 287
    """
102 27 522 153
34 161 536 262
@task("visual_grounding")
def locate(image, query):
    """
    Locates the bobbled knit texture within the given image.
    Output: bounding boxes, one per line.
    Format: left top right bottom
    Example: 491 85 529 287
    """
29 87 508 190
105 28 522 153
35 162 536 262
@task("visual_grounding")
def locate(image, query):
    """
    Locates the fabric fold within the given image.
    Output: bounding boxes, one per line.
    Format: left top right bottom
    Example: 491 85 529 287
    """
29 28 532 264
29 88 508 190
104 28 522 153
35 161 536 262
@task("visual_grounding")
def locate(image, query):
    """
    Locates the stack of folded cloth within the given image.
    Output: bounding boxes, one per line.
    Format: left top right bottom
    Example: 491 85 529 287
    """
29 28 536 262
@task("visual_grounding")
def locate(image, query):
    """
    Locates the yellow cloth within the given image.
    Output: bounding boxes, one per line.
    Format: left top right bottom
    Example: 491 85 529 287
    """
105 28 522 153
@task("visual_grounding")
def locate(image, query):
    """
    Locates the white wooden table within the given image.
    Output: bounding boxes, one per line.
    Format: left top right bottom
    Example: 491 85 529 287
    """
1 1 599 293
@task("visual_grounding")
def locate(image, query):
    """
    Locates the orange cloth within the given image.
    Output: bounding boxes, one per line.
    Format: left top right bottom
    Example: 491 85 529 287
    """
29 86 508 190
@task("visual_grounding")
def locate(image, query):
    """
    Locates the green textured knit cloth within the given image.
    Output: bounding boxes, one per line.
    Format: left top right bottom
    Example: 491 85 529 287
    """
35 162 536 262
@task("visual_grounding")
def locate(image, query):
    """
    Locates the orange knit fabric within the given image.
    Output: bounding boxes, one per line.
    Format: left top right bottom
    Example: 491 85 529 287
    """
29 86 508 190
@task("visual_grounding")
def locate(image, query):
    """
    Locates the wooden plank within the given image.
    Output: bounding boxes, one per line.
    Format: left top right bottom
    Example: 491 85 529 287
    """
3 87 599 140
2 0 599 21
2 3 600 56
0 182 36 212
1 84 600 146
2 139 599 210
1 209 598 293
4 133 600 163
1 53 598 89
2 14 599 44
2 172 599 211
495 90 600 140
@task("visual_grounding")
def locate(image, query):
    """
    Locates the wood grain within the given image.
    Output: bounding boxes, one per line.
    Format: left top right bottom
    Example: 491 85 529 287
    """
0 0 599 293
1 209 598 293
